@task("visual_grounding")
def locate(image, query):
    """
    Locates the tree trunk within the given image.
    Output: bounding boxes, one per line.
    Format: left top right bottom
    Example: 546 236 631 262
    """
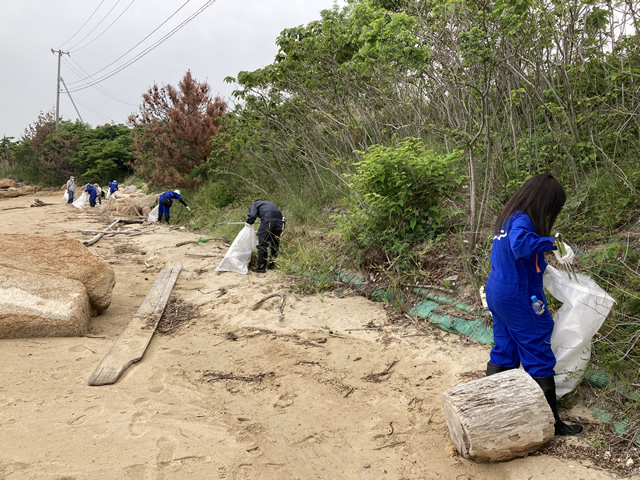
442 369 554 463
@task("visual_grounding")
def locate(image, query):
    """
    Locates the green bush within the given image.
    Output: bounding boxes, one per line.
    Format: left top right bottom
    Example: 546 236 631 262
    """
338 138 464 255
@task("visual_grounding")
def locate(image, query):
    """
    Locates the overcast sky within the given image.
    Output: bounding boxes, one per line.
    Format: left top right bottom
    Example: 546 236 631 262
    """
0 0 346 140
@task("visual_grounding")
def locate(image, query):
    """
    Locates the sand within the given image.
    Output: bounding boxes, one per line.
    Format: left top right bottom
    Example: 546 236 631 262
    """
0 191 614 480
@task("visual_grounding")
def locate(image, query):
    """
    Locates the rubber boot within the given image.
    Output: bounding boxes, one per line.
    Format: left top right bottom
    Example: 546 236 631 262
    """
253 250 267 274
164 216 170 224
533 376 583 436
486 362 511 376
158 214 163 223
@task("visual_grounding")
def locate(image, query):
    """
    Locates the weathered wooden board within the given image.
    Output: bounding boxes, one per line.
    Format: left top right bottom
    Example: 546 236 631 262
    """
442 369 554 462
88 267 181 386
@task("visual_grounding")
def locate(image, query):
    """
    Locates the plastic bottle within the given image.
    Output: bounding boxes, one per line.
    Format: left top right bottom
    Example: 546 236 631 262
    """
531 295 545 315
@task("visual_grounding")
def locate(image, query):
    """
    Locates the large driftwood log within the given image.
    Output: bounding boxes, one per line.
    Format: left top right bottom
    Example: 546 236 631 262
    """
442 369 554 463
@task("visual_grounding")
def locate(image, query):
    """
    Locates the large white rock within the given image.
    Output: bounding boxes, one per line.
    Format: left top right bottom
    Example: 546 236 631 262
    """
0 234 116 312
0 265 90 338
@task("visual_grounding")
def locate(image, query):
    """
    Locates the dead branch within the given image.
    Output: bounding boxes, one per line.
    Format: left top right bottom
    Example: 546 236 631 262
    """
251 291 286 321
82 218 122 247
362 360 399 383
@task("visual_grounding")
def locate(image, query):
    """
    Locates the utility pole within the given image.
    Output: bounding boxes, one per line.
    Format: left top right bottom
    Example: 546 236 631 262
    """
51 48 69 131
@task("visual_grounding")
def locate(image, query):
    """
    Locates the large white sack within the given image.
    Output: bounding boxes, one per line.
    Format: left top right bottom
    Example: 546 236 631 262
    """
216 223 257 274
63 189 69 201
148 204 159 222
544 265 615 397
72 191 89 209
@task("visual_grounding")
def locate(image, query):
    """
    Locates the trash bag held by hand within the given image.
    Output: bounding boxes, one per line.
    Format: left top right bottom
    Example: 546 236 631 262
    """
72 191 89 209
148 204 159 222
63 189 69 201
544 265 615 397
216 223 257 275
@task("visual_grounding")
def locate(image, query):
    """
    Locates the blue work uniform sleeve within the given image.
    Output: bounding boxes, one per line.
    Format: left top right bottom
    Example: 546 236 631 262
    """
508 214 557 260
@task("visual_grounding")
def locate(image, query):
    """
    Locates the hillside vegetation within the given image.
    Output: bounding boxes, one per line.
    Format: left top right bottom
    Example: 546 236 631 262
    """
2 0 640 446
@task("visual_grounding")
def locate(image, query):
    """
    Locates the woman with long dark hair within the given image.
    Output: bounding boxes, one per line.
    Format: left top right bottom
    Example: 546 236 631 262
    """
485 174 582 436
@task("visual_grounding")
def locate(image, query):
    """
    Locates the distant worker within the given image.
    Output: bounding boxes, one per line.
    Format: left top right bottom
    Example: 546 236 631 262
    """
109 180 118 196
66 176 75 204
246 200 285 273
94 184 103 205
158 189 190 224
84 183 98 208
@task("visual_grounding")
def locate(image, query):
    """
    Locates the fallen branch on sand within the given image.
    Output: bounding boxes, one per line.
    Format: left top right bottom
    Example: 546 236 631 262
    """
78 218 121 246
362 360 399 383
30 199 54 207
251 292 286 321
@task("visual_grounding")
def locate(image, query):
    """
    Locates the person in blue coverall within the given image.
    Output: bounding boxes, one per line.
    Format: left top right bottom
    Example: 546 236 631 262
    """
158 189 190 223
109 180 119 196
485 173 581 436
246 200 285 273
84 183 98 207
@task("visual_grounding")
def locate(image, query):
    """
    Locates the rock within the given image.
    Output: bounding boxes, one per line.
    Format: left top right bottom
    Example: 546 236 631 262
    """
0 234 116 312
0 190 19 199
0 265 90 338
19 185 36 194
0 178 17 188
124 185 137 193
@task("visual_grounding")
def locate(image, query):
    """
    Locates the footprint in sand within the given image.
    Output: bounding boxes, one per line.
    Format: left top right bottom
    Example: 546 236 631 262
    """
156 435 179 464
148 367 166 393
128 397 152 437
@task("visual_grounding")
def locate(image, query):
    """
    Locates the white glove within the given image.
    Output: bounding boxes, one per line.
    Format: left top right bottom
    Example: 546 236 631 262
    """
553 242 575 265
186 206 191 212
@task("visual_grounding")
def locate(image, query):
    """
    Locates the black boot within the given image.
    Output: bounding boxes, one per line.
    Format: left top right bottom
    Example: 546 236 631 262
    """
533 376 583 436
253 250 267 273
486 362 511 376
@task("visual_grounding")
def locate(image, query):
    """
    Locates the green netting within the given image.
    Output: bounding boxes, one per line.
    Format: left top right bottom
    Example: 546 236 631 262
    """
408 299 494 346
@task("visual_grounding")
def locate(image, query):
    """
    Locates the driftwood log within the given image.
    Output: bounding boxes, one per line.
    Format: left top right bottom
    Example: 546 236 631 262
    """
442 369 554 463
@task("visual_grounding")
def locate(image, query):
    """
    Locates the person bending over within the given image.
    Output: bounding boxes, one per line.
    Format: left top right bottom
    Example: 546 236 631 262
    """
246 200 285 273
158 189 190 223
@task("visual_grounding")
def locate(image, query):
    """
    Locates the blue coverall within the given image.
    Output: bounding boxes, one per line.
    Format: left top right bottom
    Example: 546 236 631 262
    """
84 184 98 207
158 191 187 222
486 212 559 378
109 181 118 195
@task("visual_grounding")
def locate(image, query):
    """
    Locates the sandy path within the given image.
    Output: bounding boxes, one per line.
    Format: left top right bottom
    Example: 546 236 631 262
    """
0 191 613 480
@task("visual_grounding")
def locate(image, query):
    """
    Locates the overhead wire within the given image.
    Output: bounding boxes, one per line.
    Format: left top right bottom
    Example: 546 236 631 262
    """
71 0 136 53
68 0 214 92
67 0 195 87
56 0 106 49
67 0 124 52
63 56 138 107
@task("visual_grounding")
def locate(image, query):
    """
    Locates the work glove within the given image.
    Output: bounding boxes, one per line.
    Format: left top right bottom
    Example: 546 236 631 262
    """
553 242 575 265
186 206 191 212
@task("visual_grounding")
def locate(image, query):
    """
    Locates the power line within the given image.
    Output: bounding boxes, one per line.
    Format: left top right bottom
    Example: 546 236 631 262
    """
63 56 138 107
69 0 214 92
67 0 194 86
67 0 124 52
57 0 106 49
71 0 136 53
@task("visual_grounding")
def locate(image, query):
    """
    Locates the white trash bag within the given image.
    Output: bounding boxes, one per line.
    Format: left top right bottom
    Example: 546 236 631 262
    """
106 190 111 200
72 191 89 209
544 265 616 397
216 223 257 274
63 189 69 201
148 204 159 222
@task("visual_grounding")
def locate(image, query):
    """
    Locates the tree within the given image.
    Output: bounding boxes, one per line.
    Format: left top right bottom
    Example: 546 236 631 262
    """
128 71 227 187
71 124 134 184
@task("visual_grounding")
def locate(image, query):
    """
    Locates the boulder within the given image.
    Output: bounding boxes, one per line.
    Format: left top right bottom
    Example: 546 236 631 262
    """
0 190 19 199
0 178 17 188
0 234 116 312
0 265 90 338
19 185 36 195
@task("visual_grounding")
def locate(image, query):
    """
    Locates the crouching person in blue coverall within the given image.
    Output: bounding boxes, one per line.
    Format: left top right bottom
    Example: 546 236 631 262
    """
85 183 98 207
109 180 119 196
158 189 190 223
246 200 285 273
485 173 581 437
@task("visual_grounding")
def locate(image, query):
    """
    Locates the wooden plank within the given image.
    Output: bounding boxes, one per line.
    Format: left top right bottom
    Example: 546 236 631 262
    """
88 267 181 386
